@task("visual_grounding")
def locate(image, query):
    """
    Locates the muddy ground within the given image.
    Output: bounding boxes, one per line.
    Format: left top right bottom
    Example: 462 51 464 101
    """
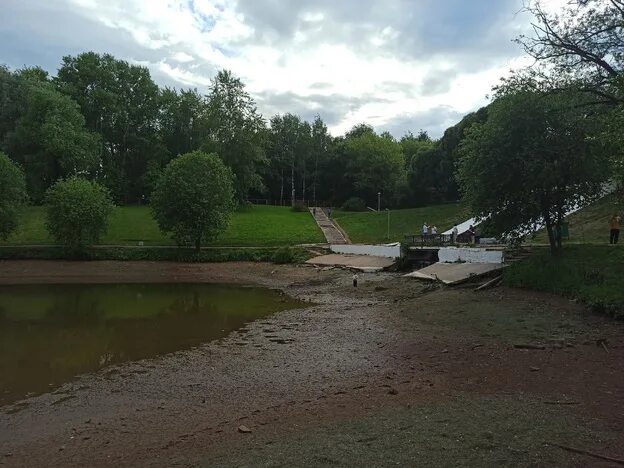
0 260 623 467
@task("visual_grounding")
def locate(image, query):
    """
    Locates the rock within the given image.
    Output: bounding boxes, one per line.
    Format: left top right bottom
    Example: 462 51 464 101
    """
530 367 540 372
238 425 252 434
388 388 398 395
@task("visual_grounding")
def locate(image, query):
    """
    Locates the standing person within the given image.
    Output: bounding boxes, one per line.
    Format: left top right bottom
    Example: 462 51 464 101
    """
312 207 316 216
452 224 458 244
328 207 332 219
468 225 476 245
422 222 429 241
431 225 438 236
352 272 359 288
610 213 621 244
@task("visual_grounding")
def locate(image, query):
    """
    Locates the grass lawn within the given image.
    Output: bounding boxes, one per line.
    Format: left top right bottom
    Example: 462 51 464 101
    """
532 193 623 244
333 202 470 244
505 244 624 317
2 205 324 247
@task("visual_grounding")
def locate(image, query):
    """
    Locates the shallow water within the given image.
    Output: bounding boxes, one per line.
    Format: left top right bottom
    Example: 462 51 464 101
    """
0 283 302 406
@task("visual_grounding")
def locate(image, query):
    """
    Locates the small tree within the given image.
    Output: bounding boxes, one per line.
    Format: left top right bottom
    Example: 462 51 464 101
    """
45 177 114 252
0 152 28 239
151 151 235 251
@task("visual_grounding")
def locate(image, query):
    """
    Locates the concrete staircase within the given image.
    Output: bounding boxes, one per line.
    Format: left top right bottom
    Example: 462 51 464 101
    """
310 208 349 245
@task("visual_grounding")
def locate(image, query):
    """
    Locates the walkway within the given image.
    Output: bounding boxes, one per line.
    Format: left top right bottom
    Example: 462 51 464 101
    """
309 207 349 245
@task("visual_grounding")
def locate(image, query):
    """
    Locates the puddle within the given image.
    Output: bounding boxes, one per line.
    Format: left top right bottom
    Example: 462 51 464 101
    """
0 283 303 406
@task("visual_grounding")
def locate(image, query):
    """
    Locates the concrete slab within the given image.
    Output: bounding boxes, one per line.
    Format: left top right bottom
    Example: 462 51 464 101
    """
306 254 395 272
404 262 505 285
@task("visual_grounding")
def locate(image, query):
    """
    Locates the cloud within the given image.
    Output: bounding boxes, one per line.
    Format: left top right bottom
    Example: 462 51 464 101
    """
0 0 544 137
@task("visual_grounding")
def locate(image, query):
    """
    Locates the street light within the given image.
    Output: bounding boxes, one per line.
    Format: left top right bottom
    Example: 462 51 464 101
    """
377 192 381 212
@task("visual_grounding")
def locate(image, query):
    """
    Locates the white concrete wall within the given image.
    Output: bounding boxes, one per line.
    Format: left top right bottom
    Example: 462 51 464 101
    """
330 243 401 259
438 247 504 264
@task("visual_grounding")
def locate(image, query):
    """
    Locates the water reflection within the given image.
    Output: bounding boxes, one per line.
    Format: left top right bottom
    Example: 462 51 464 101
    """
0 283 301 406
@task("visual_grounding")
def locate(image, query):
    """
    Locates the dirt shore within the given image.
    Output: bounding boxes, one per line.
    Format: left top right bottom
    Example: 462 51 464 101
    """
0 260 623 467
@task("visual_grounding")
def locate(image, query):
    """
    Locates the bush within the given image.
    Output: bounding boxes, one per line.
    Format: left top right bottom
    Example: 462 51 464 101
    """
151 151 234 251
341 197 366 212
0 152 28 239
0 246 314 263
291 202 308 212
271 246 296 264
45 177 114 253
504 245 624 319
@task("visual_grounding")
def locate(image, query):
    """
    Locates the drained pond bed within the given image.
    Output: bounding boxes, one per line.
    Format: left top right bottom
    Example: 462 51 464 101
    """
0 283 303 405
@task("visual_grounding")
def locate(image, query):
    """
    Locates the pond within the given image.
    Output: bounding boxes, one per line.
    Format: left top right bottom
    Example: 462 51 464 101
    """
0 283 303 406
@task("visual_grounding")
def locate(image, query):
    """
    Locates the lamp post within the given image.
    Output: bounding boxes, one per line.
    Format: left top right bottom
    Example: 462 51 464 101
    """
377 192 381 212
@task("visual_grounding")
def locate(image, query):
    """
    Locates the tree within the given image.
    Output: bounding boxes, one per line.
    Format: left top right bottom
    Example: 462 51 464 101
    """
56 52 163 203
343 132 406 206
4 77 100 202
268 113 313 206
151 151 234 251
0 152 27 239
310 116 332 204
204 70 266 202
401 133 437 206
458 90 608 255
45 177 114 252
159 88 209 160
517 0 623 105
510 0 624 190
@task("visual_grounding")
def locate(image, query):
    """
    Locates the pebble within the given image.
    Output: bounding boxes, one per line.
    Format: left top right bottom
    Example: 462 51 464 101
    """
238 425 252 434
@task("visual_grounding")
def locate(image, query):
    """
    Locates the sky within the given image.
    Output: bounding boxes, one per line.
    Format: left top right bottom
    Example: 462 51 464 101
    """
0 0 566 138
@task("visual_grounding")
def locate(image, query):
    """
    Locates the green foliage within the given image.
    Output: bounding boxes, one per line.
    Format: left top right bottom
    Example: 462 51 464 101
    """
44 177 114 252
290 202 308 212
56 52 163 203
271 247 295 264
151 151 235 250
505 245 624 318
2 74 100 201
268 113 312 206
204 70 266 202
458 91 608 254
0 152 27 239
342 132 406 205
341 197 366 212
0 246 313 264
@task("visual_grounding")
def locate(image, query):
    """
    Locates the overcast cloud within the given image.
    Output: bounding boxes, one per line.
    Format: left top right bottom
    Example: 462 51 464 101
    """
0 0 567 137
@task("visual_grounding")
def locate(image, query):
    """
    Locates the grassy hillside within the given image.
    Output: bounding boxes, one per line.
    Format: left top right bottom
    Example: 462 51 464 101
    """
2 205 324 247
505 245 624 317
532 193 623 244
333 203 470 244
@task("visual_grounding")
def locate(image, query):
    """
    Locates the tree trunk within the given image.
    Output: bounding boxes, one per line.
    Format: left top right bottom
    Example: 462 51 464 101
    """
291 156 295 208
279 169 284 206
544 212 558 256
302 166 306 204
555 209 564 252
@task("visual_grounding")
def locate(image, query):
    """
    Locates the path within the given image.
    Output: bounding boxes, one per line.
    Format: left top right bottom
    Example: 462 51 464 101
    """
310 207 349 245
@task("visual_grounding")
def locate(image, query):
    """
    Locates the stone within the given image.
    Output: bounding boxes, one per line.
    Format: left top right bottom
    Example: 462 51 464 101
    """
238 425 252 434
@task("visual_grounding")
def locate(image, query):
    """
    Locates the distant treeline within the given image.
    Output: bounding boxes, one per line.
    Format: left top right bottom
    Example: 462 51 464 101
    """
0 52 484 208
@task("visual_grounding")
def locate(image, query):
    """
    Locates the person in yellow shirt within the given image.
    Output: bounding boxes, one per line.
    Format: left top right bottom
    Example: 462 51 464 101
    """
610 213 621 244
